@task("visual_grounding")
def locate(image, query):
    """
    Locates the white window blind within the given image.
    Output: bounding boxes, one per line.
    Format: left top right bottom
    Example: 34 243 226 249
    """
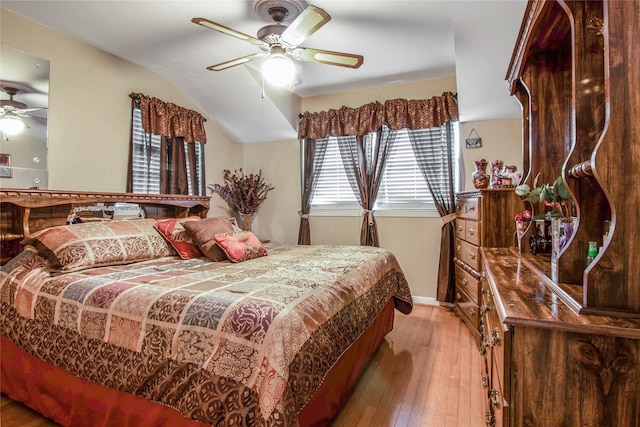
310 123 459 211
131 107 161 194
311 136 359 207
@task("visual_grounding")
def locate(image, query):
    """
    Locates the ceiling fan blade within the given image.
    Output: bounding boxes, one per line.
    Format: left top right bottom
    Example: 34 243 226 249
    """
280 6 331 48
14 107 47 114
207 52 268 71
291 47 364 68
19 114 47 125
192 18 268 48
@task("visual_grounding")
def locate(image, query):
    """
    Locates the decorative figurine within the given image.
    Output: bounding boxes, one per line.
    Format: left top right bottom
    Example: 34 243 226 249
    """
471 158 489 189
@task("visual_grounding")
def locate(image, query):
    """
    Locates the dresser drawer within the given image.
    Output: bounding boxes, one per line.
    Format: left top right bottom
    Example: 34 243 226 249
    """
455 219 466 240
455 238 481 271
455 287 481 332
455 263 481 304
483 287 511 422
456 197 480 220
464 220 481 246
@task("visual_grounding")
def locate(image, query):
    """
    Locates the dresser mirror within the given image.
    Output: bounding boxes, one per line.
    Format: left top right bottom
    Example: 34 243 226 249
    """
0 45 49 189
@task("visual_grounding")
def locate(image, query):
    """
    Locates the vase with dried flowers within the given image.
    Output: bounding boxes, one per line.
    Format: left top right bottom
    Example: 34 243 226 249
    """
208 169 274 232
515 174 575 281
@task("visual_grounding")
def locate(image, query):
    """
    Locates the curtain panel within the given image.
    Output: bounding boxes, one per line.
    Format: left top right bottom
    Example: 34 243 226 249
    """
409 122 457 303
337 129 397 247
298 138 329 245
132 93 207 144
298 92 458 139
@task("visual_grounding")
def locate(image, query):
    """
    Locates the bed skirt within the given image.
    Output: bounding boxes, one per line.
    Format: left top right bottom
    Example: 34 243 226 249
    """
1 299 395 427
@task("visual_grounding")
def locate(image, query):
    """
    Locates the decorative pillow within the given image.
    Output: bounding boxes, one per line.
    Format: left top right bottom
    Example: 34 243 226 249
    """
182 216 236 262
21 219 175 273
155 216 203 259
213 231 268 263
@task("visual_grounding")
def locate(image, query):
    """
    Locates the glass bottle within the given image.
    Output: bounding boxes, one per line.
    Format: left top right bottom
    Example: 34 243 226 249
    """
586 241 598 266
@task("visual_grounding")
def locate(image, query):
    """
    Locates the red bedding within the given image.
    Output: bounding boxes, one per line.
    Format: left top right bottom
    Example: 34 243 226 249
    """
1 244 412 426
1 299 395 427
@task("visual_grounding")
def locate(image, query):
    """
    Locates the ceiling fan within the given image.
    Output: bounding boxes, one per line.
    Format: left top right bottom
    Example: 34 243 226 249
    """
192 1 364 75
0 84 47 136
1 85 47 121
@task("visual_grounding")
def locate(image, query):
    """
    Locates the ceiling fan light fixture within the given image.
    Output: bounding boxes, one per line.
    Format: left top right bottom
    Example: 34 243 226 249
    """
262 52 296 87
0 113 28 136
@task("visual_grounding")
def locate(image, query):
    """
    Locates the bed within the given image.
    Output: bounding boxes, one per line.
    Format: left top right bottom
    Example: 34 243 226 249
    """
0 189 413 427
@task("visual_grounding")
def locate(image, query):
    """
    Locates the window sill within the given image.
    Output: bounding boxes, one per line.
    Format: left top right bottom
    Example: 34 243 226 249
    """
310 209 441 218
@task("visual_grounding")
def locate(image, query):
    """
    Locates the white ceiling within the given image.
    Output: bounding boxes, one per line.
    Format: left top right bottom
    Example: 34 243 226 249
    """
1 0 527 144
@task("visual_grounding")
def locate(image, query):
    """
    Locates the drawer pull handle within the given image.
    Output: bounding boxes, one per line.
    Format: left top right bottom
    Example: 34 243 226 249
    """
482 376 489 389
479 342 488 356
485 411 495 427
469 253 476 260
456 292 463 301
456 244 461 251
462 277 468 285
457 225 463 232
491 328 501 346
465 205 475 213
469 308 476 317
468 228 475 235
490 389 501 408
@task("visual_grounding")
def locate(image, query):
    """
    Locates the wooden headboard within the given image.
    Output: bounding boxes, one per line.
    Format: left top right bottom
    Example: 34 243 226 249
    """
0 188 210 264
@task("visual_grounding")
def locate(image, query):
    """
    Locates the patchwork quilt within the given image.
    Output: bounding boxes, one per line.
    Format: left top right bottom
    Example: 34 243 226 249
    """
0 244 412 426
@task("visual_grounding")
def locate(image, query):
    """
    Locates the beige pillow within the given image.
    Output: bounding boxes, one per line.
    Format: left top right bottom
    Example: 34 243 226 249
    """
22 219 175 273
182 216 236 262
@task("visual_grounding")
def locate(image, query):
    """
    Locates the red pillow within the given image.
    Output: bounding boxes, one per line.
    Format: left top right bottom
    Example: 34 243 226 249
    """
155 217 203 259
213 231 268 263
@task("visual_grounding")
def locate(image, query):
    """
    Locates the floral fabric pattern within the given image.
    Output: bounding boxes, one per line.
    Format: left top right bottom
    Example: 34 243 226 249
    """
155 217 203 259
214 231 268 262
21 219 175 273
1 245 412 426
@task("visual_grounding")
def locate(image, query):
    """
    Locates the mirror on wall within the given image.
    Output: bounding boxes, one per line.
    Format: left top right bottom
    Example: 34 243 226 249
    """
0 45 49 189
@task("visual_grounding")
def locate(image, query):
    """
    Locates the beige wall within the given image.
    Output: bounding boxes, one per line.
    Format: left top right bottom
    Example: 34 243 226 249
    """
3 9 524 299
0 9 242 217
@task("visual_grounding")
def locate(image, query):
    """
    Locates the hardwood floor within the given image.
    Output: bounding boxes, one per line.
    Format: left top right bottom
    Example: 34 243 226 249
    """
1 304 485 427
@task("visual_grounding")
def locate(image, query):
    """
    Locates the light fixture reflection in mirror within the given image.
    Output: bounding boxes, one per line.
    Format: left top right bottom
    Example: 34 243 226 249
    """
0 112 28 136
0 45 49 189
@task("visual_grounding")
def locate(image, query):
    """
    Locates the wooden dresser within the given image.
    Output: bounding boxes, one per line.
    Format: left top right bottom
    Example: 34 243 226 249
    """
454 189 520 344
481 248 640 427
476 0 640 425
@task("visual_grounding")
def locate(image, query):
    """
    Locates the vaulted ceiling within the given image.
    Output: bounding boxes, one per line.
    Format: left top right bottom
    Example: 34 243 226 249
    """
1 0 527 143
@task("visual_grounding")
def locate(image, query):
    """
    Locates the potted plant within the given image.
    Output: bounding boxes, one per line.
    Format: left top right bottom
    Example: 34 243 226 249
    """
208 169 274 231
515 174 573 220
515 174 575 280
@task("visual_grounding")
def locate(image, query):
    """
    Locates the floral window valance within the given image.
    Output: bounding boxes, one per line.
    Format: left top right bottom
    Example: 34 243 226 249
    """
131 93 207 144
298 91 458 139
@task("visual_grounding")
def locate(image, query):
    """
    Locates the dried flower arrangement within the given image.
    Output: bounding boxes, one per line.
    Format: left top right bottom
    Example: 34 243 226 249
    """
208 169 274 215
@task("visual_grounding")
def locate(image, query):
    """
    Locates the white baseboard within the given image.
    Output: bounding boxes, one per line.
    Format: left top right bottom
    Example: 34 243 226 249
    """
411 296 440 306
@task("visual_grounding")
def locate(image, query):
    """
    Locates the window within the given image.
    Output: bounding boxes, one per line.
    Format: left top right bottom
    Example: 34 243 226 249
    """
130 106 204 195
310 122 459 212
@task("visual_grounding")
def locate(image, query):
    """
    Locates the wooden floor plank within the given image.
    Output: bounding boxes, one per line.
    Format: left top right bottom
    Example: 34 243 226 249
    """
1 305 485 427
